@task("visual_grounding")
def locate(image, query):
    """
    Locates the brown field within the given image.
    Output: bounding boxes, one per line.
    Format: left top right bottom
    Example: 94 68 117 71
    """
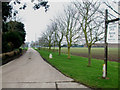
60 47 119 62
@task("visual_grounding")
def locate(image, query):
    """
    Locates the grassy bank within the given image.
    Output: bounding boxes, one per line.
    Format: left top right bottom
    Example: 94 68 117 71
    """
35 48 118 89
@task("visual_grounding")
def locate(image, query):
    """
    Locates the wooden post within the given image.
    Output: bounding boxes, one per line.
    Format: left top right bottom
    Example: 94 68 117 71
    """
104 9 108 78
104 8 120 78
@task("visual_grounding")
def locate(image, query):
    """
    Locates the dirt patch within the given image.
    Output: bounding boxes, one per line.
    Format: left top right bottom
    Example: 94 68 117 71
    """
70 52 119 62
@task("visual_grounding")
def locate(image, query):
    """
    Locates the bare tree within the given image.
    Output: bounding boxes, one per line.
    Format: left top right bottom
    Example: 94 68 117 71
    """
50 22 58 51
38 36 47 47
52 17 65 55
74 0 104 66
42 25 53 50
62 5 80 59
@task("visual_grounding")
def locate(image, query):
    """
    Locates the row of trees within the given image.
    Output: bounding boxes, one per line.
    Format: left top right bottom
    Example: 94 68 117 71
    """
38 0 105 66
2 2 26 53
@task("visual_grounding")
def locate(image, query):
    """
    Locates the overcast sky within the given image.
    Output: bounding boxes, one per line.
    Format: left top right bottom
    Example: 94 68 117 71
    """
10 0 119 43
11 0 70 42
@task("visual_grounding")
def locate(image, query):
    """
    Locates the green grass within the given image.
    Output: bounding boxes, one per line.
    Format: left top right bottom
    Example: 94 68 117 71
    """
35 48 118 89
21 47 28 51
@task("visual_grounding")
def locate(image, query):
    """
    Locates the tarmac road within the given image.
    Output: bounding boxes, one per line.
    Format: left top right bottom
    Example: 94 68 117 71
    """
2 48 90 89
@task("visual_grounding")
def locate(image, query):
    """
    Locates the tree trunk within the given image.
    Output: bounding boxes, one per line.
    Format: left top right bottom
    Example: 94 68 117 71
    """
49 45 51 51
68 46 70 59
53 46 55 51
58 46 61 55
88 46 91 66
53 42 55 52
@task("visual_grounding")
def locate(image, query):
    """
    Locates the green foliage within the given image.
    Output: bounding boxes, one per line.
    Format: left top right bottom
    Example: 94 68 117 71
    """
7 31 22 48
36 49 118 89
2 31 22 53
2 21 26 53
2 33 12 53
2 22 8 32
2 2 12 22
7 21 26 43
2 2 26 53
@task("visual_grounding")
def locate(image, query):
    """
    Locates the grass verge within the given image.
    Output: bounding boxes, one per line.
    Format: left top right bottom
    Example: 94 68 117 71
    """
35 48 118 89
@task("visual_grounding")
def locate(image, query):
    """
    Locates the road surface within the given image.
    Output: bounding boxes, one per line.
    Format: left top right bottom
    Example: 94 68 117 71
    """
2 48 90 89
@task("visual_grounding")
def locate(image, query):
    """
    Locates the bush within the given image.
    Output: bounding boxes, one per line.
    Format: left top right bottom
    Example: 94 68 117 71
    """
19 48 22 53
2 21 26 53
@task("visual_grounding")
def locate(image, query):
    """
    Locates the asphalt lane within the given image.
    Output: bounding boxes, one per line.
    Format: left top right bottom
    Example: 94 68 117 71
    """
2 48 89 89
